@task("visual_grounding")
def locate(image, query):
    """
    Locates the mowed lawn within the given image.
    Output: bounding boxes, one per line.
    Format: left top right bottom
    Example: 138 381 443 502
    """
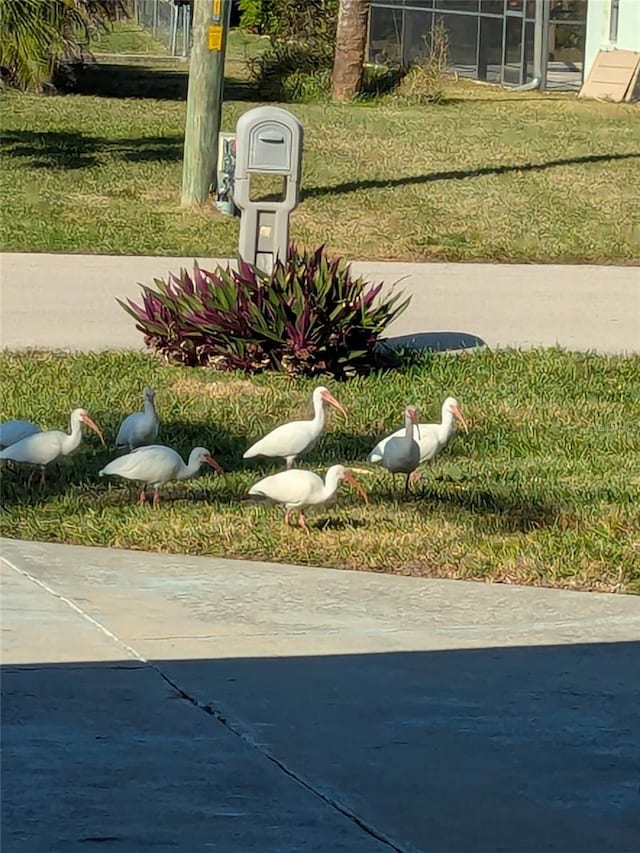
1 349 639 593
0 25 639 262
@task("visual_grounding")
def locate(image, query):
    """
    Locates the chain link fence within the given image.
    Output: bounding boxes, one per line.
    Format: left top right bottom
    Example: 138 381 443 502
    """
133 0 192 57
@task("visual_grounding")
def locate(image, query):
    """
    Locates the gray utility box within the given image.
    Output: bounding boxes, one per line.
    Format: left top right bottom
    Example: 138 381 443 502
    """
234 106 303 274
215 132 236 217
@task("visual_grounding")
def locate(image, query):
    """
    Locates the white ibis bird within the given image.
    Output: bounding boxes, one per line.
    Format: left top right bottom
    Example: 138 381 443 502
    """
379 405 421 493
0 419 41 449
115 387 159 450
369 396 468 483
99 445 224 507
0 408 104 487
243 386 347 469
248 464 368 530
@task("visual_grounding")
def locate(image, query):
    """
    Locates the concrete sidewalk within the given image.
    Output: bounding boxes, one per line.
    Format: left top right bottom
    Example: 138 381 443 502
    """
1 252 638 353
2 538 639 853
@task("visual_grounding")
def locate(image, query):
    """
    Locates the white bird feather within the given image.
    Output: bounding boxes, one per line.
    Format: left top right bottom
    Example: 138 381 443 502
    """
115 387 159 450
0 408 104 486
380 405 421 492
99 444 223 507
369 397 468 465
248 464 368 529
0 419 41 449
243 386 347 468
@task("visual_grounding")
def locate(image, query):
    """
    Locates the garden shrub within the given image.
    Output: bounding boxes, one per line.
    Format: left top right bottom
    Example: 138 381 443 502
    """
394 17 450 105
247 0 338 102
238 0 268 33
118 244 410 379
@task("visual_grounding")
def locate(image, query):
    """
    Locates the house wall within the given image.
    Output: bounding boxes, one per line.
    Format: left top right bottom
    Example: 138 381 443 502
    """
617 0 640 52
584 0 640 77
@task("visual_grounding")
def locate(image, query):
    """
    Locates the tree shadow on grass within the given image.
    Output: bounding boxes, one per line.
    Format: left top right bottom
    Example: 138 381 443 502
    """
0 467 233 512
302 151 640 200
0 129 184 170
0 419 241 508
312 515 368 531
414 483 566 534
348 471 570 535
156 419 239 457
95 479 231 509
60 61 260 102
319 431 382 465
0 450 109 505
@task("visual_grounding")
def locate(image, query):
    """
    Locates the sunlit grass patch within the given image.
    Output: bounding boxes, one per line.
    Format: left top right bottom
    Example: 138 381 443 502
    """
1 348 638 593
1 34 639 262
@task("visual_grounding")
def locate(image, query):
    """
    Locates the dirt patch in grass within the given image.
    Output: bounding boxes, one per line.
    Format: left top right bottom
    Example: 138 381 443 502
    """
171 377 265 399
67 192 112 207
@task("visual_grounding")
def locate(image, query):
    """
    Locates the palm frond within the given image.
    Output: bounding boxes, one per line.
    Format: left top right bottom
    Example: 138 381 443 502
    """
0 0 124 91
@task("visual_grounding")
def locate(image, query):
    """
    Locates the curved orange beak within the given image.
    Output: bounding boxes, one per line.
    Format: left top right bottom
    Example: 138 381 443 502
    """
204 453 225 476
321 390 348 421
81 413 106 446
451 404 468 434
344 470 368 505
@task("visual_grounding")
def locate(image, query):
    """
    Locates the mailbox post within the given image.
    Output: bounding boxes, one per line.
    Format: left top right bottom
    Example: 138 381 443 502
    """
234 107 303 273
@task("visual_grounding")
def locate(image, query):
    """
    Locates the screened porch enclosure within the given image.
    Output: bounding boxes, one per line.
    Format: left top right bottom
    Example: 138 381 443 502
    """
368 1 588 90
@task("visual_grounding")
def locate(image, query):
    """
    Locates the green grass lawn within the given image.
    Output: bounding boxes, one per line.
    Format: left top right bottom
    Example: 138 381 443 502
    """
90 18 170 55
1 25 639 261
1 349 639 593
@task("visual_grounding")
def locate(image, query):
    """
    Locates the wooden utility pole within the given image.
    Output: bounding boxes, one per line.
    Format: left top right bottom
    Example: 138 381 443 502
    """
181 0 231 207
331 0 370 102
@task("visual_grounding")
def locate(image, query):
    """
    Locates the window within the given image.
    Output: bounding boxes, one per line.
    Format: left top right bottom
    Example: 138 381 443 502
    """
480 1 504 13
369 6 403 66
367 0 586 89
478 15 503 80
436 1 479 11
503 13 523 84
403 10 434 66
609 0 620 43
439 12 480 75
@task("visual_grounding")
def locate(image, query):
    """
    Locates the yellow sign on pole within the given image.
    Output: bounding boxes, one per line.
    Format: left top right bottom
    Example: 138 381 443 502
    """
212 0 221 18
208 24 223 51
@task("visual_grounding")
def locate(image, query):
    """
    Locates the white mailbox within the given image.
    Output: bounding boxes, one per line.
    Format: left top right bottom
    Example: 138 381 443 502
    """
234 106 303 273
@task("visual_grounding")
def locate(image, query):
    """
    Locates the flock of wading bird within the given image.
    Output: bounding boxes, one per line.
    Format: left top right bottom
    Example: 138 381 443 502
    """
0 386 468 530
